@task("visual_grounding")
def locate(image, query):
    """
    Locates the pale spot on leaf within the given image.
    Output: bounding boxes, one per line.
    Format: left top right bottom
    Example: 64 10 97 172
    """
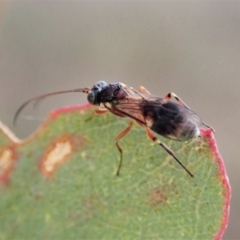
44 141 72 172
0 147 17 178
40 135 75 178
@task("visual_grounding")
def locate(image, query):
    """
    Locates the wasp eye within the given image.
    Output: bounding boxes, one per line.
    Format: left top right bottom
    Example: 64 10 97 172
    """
87 91 95 104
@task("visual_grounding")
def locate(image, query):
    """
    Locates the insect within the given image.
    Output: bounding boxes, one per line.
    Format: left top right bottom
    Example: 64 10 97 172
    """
14 81 214 177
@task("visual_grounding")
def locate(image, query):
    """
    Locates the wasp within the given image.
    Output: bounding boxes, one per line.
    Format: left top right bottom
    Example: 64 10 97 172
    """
14 81 214 177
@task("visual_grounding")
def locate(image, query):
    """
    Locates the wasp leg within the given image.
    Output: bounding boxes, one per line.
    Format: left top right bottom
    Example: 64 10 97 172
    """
164 92 191 109
93 109 108 115
145 127 194 178
165 92 215 133
129 86 151 99
85 109 108 122
115 120 134 176
202 122 215 131
138 86 151 94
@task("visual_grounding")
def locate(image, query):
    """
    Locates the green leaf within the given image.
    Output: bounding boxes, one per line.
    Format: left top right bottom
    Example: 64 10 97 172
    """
0 104 230 240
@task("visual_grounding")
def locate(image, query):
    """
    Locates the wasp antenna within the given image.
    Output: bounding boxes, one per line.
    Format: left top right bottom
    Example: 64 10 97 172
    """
13 88 90 126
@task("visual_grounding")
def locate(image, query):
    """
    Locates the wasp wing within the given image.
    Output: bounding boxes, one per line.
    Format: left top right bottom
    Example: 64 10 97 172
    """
109 90 202 141
107 86 156 124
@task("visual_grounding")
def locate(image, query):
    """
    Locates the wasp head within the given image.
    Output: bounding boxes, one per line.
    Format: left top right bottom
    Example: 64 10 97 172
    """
87 81 127 105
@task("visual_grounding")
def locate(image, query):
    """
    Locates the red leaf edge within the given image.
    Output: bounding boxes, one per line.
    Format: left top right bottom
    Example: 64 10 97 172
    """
201 129 231 240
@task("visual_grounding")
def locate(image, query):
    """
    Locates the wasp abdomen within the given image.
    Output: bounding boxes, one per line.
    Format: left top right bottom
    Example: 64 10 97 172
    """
142 101 202 141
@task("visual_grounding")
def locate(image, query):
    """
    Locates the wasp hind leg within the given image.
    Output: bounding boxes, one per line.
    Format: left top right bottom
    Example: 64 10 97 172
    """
165 92 215 133
165 92 191 109
115 120 134 176
202 122 215 131
145 127 194 178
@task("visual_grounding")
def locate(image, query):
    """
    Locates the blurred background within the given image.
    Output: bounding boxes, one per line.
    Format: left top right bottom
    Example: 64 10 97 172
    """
0 1 239 239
